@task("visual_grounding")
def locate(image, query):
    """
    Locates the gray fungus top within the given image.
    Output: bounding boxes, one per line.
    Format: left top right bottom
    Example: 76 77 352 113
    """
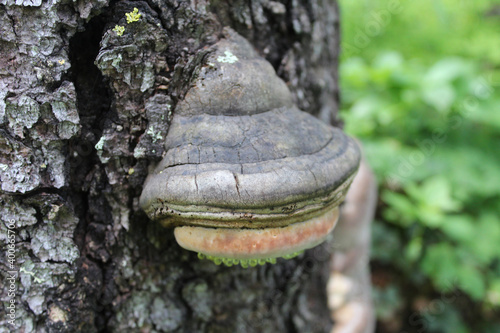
140 31 361 229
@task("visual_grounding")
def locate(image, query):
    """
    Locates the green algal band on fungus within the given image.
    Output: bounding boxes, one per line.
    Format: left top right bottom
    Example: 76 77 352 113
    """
197 252 302 267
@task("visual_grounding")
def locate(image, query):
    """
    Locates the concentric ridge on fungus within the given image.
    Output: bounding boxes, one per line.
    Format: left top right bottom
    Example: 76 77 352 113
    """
139 29 361 266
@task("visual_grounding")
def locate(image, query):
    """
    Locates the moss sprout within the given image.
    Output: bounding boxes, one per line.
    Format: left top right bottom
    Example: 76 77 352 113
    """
113 25 125 36
126 8 142 24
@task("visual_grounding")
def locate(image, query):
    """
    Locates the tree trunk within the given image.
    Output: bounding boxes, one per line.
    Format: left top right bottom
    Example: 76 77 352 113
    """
0 1 346 332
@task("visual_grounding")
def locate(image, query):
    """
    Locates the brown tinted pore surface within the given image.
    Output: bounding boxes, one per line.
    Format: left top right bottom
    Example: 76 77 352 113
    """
174 207 340 260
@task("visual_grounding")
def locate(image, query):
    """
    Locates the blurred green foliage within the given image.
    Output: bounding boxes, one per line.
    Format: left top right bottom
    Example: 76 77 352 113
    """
339 0 500 331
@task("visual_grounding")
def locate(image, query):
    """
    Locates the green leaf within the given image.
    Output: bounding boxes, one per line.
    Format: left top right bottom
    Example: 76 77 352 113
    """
424 58 470 84
456 265 486 300
466 213 500 264
439 215 475 243
405 236 423 262
422 83 456 113
419 176 461 212
486 280 500 307
382 190 416 226
421 243 459 290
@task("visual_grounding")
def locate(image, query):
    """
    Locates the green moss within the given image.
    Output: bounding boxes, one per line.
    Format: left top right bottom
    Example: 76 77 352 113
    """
126 8 142 24
113 25 125 36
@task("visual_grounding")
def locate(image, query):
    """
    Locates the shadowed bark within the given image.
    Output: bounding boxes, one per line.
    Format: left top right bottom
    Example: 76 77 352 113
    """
0 1 349 332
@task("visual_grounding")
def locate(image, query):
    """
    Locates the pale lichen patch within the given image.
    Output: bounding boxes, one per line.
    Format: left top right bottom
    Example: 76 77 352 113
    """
48 304 68 323
217 50 238 64
6 95 40 138
95 136 105 150
147 126 163 143
20 267 45 284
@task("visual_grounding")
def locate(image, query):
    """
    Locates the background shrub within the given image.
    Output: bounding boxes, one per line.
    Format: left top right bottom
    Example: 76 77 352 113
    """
339 1 500 331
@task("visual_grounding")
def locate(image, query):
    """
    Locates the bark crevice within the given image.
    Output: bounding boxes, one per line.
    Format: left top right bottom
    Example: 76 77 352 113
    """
68 11 115 332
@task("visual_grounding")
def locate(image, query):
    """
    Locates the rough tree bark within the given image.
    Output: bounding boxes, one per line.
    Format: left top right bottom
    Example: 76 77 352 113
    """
0 1 348 332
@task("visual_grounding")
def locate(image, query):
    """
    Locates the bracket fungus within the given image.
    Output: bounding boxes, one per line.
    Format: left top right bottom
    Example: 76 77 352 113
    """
140 31 361 267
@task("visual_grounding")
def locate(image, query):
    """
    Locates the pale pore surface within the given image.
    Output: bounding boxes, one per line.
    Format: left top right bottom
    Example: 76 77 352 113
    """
174 207 340 260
